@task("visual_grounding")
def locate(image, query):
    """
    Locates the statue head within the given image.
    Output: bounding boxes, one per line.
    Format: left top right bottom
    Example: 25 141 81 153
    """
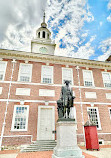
64 80 70 86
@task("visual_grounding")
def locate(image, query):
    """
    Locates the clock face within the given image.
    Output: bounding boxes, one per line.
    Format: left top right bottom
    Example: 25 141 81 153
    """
39 47 48 54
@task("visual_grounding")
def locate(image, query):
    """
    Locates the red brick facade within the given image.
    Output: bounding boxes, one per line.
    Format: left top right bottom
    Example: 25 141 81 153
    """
0 52 111 147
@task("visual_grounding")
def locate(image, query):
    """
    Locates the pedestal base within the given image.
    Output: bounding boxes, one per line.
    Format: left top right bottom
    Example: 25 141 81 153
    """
52 120 84 158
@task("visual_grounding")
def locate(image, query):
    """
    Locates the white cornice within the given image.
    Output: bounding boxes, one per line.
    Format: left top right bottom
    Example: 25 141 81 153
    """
0 49 111 69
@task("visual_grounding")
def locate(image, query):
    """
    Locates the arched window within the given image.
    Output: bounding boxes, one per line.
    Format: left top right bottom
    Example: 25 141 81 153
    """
42 31 45 38
47 33 49 39
38 32 40 38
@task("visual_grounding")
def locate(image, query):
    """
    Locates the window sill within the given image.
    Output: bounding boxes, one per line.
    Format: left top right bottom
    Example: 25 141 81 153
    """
10 129 28 132
97 128 102 131
41 82 53 85
84 85 95 88
17 80 31 83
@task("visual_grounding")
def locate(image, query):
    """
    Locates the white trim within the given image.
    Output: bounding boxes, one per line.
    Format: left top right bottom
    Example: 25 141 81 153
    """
77 133 111 136
11 105 29 131
83 69 95 87
87 107 102 130
16 88 30 96
18 63 33 82
106 93 111 99
0 61 7 81
62 67 73 85
1 99 111 106
108 107 111 119
37 105 55 140
39 89 55 97
41 65 53 84
1 80 111 90
85 92 97 99
0 87 3 94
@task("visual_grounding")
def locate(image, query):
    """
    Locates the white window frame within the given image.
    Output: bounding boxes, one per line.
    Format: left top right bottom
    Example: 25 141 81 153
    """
11 105 29 131
41 65 53 84
18 63 32 82
83 70 94 87
109 108 111 119
102 72 111 88
87 107 101 130
0 61 7 81
62 67 73 85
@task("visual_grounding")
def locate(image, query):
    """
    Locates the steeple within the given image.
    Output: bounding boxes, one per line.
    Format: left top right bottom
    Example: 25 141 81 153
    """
31 12 56 55
41 12 47 28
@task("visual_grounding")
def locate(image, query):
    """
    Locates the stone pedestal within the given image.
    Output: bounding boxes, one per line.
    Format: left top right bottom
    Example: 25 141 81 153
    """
52 120 84 158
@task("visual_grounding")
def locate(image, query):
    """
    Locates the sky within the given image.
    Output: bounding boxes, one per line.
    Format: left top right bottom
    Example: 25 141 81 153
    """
0 0 111 61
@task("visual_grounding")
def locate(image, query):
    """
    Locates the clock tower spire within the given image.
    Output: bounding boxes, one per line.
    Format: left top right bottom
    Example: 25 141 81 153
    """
31 12 56 55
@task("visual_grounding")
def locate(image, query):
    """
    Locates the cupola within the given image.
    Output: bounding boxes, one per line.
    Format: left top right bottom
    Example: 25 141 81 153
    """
31 12 56 55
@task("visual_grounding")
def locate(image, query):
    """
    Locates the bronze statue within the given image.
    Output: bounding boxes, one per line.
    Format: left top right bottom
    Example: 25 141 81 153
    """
57 80 75 119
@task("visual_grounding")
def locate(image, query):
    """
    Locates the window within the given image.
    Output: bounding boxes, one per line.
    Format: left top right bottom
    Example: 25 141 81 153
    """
87 107 101 129
11 105 29 131
41 65 53 84
18 63 32 82
62 68 73 85
83 70 94 87
38 32 40 38
109 108 111 119
47 33 49 39
42 31 45 38
0 61 7 81
102 72 111 88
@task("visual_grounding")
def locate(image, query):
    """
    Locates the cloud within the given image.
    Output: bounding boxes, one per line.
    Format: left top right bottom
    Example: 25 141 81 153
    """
0 0 95 59
0 0 47 49
46 0 95 59
107 14 111 22
107 0 111 22
108 0 111 9
98 37 111 61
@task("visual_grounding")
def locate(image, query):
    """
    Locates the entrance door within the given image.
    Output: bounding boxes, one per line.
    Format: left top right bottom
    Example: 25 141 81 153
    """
37 106 55 140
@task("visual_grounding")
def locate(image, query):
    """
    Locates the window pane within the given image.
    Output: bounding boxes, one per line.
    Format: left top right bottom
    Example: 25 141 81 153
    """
83 70 93 86
42 66 53 84
102 73 111 87
62 68 73 84
88 108 100 129
13 106 28 130
19 64 32 82
0 62 7 80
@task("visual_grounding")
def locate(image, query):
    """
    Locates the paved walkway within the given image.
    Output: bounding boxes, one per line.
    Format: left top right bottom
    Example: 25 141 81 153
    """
0 146 111 158
0 153 17 158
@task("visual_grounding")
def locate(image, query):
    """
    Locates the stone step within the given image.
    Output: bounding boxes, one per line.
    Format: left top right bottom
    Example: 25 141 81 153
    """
22 148 53 152
29 145 56 147
21 140 56 152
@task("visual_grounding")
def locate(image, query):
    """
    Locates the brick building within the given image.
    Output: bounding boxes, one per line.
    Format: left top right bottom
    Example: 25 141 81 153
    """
0 14 111 149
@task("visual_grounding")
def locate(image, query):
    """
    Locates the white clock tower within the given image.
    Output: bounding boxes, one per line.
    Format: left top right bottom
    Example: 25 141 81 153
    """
31 13 56 55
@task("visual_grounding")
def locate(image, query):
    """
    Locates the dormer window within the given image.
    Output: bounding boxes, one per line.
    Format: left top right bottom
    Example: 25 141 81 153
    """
43 31 45 38
38 32 40 38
